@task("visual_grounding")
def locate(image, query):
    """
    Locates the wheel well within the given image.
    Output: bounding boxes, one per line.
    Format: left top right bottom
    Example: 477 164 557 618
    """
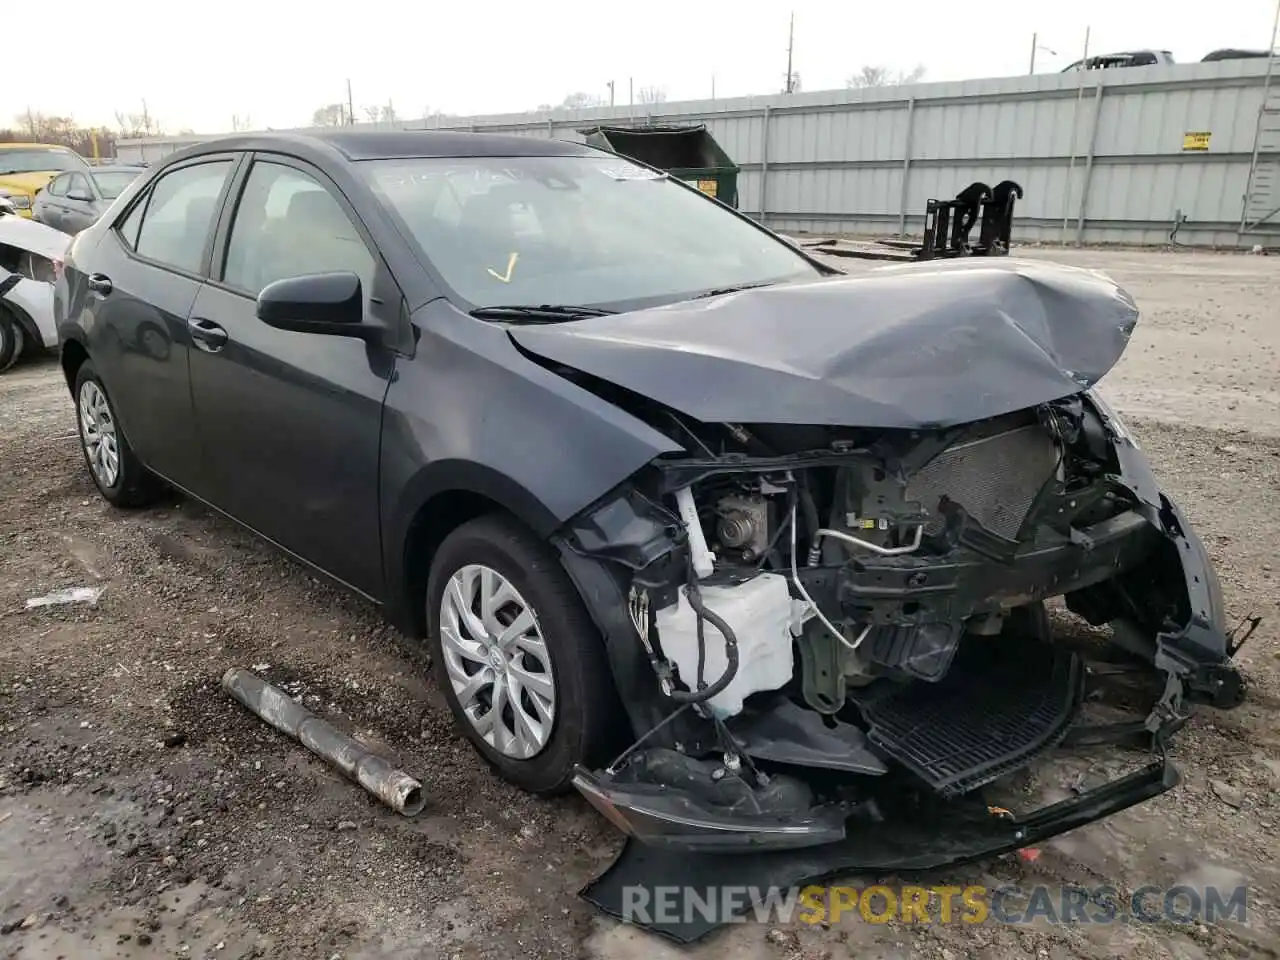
60 340 88 393
400 489 521 637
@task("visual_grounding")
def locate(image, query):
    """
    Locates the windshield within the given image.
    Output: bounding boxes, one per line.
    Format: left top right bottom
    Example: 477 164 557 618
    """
92 170 140 199
0 147 87 175
360 154 821 310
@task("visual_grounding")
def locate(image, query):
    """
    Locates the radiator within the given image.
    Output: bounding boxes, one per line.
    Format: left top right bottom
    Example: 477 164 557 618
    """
906 420 1059 540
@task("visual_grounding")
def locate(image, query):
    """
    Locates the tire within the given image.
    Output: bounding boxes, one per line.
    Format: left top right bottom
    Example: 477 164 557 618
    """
426 514 620 794
73 360 166 507
0 308 21 373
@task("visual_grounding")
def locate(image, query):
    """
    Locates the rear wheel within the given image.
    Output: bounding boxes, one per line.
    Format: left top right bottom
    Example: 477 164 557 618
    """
74 360 165 507
426 514 620 794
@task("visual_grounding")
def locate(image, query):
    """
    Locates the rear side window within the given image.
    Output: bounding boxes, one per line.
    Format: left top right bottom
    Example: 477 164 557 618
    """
117 194 147 249
132 161 233 274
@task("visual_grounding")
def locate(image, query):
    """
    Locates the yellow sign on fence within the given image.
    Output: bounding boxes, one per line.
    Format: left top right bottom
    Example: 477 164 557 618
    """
1182 131 1212 151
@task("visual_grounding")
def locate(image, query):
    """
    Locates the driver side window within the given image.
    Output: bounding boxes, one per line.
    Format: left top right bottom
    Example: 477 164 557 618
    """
222 161 375 300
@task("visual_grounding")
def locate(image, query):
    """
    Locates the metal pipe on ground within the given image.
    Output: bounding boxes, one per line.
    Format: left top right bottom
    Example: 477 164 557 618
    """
221 667 426 816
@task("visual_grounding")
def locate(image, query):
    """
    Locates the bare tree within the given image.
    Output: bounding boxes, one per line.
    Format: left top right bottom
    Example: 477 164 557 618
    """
636 85 667 105
310 103 351 127
359 103 399 125
846 65 926 88
559 91 606 109
3 113 123 158
114 104 161 138
783 71 802 94
230 113 252 132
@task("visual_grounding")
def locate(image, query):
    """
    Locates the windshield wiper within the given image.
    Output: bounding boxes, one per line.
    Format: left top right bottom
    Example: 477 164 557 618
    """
470 304 616 323
691 281 775 300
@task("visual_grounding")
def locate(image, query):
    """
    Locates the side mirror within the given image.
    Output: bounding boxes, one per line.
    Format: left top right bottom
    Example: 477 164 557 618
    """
256 271 371 338
67 189 93 202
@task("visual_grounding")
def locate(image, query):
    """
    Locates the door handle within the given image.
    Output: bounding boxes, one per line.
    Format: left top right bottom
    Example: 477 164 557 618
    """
86 273 112 296
187 317 229 352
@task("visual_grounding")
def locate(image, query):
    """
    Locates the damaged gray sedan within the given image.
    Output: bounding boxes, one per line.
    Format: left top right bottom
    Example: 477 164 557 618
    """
56 132 1247 934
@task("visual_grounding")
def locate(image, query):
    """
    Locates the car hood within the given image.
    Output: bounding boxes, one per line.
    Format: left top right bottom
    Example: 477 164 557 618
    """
507 258 1140 429
0 172 56 197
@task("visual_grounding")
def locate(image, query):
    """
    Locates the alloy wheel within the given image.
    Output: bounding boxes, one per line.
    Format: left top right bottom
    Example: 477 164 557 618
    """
438 563 556 759
78 380 120 489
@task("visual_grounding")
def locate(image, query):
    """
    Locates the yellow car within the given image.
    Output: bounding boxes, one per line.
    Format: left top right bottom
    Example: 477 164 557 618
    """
0 142 91 218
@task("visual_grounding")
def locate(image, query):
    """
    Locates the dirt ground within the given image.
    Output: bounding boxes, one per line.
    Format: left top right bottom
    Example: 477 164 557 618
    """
1 246 1278 960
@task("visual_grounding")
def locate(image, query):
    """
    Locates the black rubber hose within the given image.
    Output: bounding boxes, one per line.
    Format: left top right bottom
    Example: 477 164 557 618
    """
799 482 822 566
665 578 741 704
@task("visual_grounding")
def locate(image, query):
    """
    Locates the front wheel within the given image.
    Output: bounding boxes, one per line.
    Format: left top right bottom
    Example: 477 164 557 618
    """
73 360 166 507
425 514 621 794
0 308 22 373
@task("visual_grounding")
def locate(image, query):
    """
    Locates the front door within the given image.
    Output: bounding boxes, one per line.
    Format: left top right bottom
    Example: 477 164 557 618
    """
187 155 396 596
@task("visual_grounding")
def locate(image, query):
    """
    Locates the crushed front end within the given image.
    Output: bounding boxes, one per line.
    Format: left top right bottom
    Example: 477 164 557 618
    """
554 387 1250 875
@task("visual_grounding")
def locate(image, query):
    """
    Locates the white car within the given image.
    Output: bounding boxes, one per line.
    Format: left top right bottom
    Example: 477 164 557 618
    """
0 211 71 372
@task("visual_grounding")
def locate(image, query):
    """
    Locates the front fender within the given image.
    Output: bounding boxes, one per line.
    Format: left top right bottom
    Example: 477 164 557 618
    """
378 300 683 623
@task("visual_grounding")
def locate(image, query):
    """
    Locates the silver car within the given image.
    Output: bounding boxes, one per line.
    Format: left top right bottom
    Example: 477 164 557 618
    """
32 165 145 234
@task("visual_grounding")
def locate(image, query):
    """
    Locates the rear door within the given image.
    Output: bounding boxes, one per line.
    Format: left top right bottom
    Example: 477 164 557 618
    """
79 154 240 489
186 153 400 596
36 173 68 229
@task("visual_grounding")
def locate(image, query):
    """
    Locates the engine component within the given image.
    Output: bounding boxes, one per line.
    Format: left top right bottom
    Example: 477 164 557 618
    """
714 495 770 561
654 573 796 718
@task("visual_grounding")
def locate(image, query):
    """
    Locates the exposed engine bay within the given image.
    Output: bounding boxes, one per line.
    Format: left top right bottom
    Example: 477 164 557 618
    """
556 385 1251 862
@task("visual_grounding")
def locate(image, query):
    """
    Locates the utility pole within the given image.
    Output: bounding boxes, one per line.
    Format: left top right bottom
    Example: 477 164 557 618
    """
607 80 615 107
346 79 355 126
629 77 634 118
711 74 716 99
1029 32 1038 73
784 12 796 94
1061 26 1091 243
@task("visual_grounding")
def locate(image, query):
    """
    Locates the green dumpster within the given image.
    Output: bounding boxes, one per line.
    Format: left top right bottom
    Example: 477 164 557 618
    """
580 124 740 208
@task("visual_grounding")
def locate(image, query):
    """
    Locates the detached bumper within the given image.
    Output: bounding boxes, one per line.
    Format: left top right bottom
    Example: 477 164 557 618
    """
572 766 848 852
581 756 1179 943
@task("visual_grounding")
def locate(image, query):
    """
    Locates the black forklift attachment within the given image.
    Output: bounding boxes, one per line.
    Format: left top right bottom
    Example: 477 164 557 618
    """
802 179 1024 262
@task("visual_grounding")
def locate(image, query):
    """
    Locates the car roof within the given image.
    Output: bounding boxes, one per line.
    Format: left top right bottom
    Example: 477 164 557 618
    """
181 130 600 161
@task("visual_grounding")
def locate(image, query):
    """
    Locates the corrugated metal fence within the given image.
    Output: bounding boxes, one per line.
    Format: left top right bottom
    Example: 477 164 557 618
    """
119 59 1279 248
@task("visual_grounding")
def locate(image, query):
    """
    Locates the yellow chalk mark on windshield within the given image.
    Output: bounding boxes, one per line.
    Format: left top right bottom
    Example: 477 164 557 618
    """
486 252 519 283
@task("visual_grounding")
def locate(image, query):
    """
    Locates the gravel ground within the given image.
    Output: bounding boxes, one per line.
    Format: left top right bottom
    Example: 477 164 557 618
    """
1 247 1278 959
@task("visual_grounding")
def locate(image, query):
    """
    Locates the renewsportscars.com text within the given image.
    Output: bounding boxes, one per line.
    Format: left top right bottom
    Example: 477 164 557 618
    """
621 883 1249 927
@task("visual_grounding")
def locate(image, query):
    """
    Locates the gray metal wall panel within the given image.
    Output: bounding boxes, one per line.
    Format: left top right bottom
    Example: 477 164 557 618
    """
118 59 1279 246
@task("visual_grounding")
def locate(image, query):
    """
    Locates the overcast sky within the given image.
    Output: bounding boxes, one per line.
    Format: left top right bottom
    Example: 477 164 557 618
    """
6 0 1277 134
